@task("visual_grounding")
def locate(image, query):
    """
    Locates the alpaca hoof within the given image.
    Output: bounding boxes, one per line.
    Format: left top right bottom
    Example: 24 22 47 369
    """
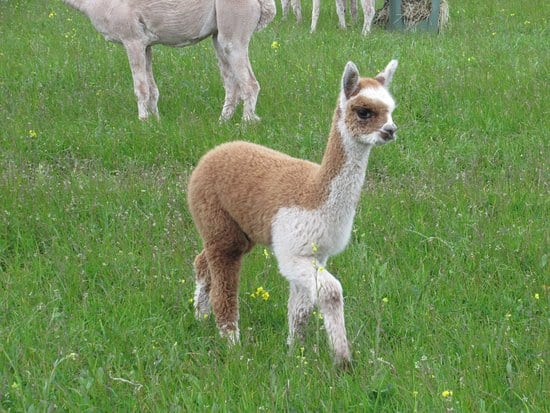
335 354 352 370
243 113 260 123
194 306 211 321
220 325 240 345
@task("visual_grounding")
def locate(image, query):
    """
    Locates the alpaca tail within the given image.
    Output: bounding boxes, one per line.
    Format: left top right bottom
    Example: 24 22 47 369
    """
256 0 276 31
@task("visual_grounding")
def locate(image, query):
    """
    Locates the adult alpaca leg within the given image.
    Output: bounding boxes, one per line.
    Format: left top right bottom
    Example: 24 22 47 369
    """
281 0 290 19
144 46 159 120
291 0 302 22
212 35 240 121
349 0 358 22
335 0 347 29
311 0 320 32
124 41 151 120
215 1 261 122
219 40 260 122
361 0 375 35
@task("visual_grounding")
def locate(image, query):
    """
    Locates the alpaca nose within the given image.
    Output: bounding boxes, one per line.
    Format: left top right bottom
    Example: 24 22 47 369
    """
383 123 397 139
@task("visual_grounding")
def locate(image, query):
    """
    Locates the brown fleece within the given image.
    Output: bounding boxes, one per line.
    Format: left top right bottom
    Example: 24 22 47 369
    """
187 74 390 335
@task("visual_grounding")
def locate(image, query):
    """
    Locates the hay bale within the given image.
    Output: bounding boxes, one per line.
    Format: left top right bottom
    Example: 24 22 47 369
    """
374 0 449 31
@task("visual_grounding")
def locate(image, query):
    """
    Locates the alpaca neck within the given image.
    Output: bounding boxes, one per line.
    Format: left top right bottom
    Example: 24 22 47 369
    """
316 107 372 212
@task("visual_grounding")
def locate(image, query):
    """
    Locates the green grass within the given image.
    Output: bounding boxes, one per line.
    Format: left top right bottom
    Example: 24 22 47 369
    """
1 0 548 411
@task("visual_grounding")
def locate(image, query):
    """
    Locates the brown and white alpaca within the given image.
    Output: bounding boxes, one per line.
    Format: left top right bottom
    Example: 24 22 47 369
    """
281 0 375 35
188 60 398 365
62 0 276 121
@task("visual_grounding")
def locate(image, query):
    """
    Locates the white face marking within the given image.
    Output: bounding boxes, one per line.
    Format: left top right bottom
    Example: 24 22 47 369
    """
339 85 397 146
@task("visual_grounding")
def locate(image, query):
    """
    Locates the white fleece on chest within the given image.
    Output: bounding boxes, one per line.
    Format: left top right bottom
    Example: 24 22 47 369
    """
271 147 370 258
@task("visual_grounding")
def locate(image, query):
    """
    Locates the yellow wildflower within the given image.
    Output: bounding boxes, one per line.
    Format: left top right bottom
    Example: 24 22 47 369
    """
311 242 318 253
271 41 280 49
382 297 389 303
441 390 453 398
263 248 270 259
534 293 540 300
48 11 56 18
28 129 37 138
251 286 270 300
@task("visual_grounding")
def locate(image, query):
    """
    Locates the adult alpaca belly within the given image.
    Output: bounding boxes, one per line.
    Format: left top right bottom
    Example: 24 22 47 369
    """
140 0 217 46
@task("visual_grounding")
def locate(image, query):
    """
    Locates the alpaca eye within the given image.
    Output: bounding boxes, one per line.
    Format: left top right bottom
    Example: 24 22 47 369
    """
356 108 374 120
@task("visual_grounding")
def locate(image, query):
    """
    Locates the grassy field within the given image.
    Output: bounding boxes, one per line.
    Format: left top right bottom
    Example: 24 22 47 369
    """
1 0 548 411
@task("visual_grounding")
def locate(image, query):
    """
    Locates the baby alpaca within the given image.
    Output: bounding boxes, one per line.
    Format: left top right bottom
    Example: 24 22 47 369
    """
281 0 375 35
188 60 398 366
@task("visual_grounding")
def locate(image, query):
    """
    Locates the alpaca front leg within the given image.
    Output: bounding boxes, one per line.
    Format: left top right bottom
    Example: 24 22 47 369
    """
277 253 351 365
287 282 314 346
316 268 351 365
124 41 151 120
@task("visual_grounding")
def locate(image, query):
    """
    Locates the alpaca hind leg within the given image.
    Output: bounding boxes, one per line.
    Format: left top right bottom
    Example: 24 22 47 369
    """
291 0 302 22
215 3 260 122
281 0 290 19
349 0 358 23
213 35 240 121
144 45 159 120
124 41 151 120
221 43 260 122
203 215 252 344
361 0 375 35
193 250 211 319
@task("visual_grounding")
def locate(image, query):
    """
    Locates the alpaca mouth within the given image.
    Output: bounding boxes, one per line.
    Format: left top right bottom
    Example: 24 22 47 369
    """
380 131 395 141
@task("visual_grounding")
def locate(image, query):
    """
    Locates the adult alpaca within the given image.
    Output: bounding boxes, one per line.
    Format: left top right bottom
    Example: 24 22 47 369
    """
188 60 398 366
62 0 276 121
281 0 375 35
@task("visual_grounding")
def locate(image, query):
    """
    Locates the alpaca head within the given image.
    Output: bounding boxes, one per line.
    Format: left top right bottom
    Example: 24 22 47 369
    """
339 60 398 146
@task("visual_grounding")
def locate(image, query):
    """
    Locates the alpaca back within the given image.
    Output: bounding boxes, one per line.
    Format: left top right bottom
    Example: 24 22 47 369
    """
187 141 319 245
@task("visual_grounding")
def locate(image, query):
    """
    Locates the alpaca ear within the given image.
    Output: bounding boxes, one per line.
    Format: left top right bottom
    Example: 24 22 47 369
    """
342 61 360 99
375 60 398 89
